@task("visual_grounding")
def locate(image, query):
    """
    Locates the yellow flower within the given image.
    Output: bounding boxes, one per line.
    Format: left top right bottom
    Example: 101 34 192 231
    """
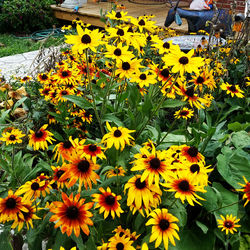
220 82 244 98
174 108 194 119
0 128 25 145
101 122 135 151
217 214 240 234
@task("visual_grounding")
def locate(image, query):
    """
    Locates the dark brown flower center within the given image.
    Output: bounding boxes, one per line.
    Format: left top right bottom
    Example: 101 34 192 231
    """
116 242 124 250
179 56 189 65
139 73 147 80
6 198 17 209
180 110 189 116
127 27 133 33
185 87 194 97
190 164 200 173
41 74 48 80
22 210 31 219
117 29 124 36
31 182 40 191
138 19 145 26
196 76 204 84
163 42 170 49
161 68 169 78
56 170 65 178
61 71 69 77
81 34 91 44
224 221 233 228
77 160 90 172
122 62 130 70
159 219 170 231
9 135 16 141
178 180 190 191
229 85 236 92
63 141 72 149
114 129 122 137
66 205 79 219
147 35 151 41
149 157 161 169
115 12 122 18
88 144 97 152
35 130 44 138
135 178 146 189
105 195 115 206
114 48 122 56
61 90 68 95
187 146 198 157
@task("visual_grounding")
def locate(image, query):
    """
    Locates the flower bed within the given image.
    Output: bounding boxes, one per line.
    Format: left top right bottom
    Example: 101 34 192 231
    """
0 6 249 250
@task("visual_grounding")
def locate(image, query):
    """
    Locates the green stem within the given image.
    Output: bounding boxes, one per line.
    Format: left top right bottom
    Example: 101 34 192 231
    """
224 234 230 250
169 196 177 209
85 49 105 136
208 200 242 213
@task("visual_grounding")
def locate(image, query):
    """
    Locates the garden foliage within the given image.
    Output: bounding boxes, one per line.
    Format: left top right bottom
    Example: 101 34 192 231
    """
0 5 249 250
0 0 56 33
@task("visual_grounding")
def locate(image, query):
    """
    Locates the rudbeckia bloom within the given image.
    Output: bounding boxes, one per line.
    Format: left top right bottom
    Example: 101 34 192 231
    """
60 152 100 191
163 46 204 76
220 82 244 98
106 10 131 22
92 187 123 219
146 208 180 250
108 234 135 250
181 145 204 163
105 43 134 61
65 25 103 53
101 122 135 151
162 171 206 206
237 176 250 206
0 190 28 222
124 175 161 210
51 166 68 189
50 192 94 237
131 146 171 186
0 128 25 145
28 124 55 150
105 166 126 178
82 144 106 163
11 201 40 231
217 214 240 234
116 59 143 79
174 108 194 119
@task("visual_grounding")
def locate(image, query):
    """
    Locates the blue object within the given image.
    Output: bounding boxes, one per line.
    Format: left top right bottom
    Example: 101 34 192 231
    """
175 11 182 26
74 6 79 12
165 8 232 36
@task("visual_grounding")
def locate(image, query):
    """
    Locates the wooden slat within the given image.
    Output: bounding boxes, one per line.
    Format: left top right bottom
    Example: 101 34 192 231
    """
51 0 189 32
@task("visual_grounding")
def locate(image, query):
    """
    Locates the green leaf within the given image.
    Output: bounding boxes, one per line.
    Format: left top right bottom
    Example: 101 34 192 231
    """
231 131 250 148
101 114 124 127
0 230 13 250
12 96 27 111
162 99 185 108
216 148 250 189
64 95 92 109
195 221 208 234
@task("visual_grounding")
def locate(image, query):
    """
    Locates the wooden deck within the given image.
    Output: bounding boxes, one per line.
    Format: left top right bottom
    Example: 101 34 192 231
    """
51 0 189 33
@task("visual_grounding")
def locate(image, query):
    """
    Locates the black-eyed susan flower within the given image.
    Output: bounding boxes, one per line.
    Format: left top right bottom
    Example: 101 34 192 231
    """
130 16 157 33
130 70 157 88
174 108 194 119
51 166 68 189
181 145 205 163
0 190 28 222
65 25 103 53
217 214 240 234
220 82 244 98
131 146 171 186
0 128 25 145
124 175 161 210
11 201 40 231
60 152 100 191
92 187 123 219
105 43 134 61
116 58 143 79
82 143 106 163
20 76 32 83
101 122 135 151
146 208 180 250
162 171 206 206
163 46 204 76
50 192 94 237
16 178 46 201
28 124 55 150
108 234 135 250
237 176 250 207
105 166 126 178
106 10 131 22
37 73 49 84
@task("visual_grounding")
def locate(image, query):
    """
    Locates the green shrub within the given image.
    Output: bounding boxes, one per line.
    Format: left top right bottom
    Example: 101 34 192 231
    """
0 0 56 33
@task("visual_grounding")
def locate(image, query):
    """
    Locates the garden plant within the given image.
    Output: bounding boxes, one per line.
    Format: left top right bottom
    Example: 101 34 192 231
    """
0 6 249 250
